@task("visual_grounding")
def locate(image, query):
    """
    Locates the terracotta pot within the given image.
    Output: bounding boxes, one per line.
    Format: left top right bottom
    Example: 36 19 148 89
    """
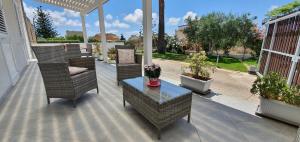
147 78 160 87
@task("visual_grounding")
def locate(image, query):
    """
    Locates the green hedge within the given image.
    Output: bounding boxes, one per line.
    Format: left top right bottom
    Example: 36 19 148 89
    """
37 40 81 43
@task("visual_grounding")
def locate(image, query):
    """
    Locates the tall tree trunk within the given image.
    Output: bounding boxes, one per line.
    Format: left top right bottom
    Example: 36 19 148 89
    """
158 0 166 54
242 46 246 61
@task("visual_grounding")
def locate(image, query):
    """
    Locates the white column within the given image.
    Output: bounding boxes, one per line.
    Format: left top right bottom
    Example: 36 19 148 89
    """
143 0 152 65
257 24 269 75
80 13 88 48
98 1 108 62
263 22 278 75
287 31 300 85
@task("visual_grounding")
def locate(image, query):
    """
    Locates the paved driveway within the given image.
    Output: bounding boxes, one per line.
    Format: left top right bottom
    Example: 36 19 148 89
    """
153 59 258 114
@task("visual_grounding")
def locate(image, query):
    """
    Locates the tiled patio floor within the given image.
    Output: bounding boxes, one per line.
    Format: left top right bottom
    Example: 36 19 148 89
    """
0 61 298 142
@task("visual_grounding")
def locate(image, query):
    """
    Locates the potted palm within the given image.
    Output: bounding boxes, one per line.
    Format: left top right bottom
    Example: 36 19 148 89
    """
180 52 213 94
251 72 300 126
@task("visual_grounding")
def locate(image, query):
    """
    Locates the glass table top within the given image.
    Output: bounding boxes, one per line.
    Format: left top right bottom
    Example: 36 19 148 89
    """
122 77 192 104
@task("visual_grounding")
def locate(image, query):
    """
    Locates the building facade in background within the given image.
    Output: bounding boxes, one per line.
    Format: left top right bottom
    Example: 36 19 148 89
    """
66 30 83 37
94 33 119 42
175 25 187 44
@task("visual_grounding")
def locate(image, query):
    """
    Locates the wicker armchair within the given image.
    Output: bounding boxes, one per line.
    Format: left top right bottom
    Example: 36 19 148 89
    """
65 44 82 60
32 45 98 107
81 44 93 57
115 45 142 85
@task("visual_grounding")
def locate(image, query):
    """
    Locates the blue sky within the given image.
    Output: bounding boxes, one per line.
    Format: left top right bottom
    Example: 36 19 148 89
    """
23 0 293 38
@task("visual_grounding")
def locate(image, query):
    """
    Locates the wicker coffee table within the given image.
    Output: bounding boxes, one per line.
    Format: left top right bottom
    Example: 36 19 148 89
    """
122 77 192 139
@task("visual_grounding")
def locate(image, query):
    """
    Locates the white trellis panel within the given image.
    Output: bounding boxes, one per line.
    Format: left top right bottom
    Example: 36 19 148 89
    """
257 12 300 86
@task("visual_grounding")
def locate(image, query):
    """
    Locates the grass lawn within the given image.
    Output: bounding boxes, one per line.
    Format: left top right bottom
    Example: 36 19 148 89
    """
153 52 258 72
153 52 189 62
243 58 258 67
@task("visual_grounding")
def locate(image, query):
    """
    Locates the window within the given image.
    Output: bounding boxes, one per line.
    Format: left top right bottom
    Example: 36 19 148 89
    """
0 1 7 34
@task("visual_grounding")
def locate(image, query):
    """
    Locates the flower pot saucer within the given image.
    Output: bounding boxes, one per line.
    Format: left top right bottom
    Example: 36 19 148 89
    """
147 82 161 87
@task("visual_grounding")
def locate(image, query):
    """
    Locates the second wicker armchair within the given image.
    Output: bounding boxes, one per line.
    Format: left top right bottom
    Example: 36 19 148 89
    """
115 45 142 85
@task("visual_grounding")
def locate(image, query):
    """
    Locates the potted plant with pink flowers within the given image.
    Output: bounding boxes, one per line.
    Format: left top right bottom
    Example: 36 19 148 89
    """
144 64 161 87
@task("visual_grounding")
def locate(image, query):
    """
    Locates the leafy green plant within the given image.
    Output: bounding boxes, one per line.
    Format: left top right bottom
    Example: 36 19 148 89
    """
144 64 161 79
108 48 116 60
251 72 300 106
94 43 102 57
286 86 300 106
183 52 213 80
267 0 300 17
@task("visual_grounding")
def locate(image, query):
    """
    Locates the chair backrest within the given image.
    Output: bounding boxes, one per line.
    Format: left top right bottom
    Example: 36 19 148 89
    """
31 45 66 63
65 44 81 60
115 45 135 64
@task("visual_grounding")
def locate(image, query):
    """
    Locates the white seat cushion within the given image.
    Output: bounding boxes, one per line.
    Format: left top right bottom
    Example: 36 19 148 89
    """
68 66 88 75
118 49 135 64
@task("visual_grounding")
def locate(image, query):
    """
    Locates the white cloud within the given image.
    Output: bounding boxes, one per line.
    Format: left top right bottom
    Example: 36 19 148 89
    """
23 3 35 22
94 21 99 27
152 13 158 25
124 9 143 23
168 17 181 25
94 20 129 29
269 5 279 11
111 20 130 28
106 14 113 21
124 30 140 38
23 2 81 27
65 19 82 27
107 30 119 34
63 9 80 18
124 9 158 25
183 11 197 20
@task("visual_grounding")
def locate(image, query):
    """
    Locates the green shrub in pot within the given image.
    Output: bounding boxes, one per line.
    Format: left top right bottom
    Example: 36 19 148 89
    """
286 86 300 106
251 72 300 107
183 52 214 80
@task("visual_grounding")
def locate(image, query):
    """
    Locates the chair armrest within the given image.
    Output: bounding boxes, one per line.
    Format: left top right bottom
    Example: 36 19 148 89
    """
135 54 142 64
69 57 95 70
37 62 73 88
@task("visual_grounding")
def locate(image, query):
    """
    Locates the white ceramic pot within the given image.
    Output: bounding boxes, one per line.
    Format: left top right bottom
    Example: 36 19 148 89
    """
248 66 257 74
258 97 300 126
180 75 212 93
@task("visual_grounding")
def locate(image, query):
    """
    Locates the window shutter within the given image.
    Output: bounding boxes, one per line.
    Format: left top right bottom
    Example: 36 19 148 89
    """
0 9 7 33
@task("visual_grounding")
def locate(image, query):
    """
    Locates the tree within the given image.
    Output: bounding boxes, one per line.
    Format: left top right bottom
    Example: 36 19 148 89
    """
267 0 300 17
120 34 126 41
220 14 239 56
66 35 83 42
157 0 166 54
184 17 202 52
34 6 58 38
237 13 258 60
245 25 263 58
184 12 262 58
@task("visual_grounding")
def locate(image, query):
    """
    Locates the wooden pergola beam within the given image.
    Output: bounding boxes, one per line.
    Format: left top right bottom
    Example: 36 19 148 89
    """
35 0 107 14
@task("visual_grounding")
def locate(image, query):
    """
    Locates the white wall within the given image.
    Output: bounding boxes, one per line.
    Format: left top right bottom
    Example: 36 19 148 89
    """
0 0 29 100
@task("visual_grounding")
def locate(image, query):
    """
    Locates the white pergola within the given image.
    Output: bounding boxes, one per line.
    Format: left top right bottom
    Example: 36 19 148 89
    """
34 0 153 64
